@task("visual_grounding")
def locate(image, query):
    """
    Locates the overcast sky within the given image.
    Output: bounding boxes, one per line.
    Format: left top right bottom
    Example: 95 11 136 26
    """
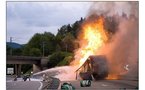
7 2 91 44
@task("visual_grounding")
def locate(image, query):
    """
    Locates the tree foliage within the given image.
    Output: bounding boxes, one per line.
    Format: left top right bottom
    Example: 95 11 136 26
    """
47 51 73 68
6 45 23 56
22 32 56 56
29 48 42 56
57 56 73 66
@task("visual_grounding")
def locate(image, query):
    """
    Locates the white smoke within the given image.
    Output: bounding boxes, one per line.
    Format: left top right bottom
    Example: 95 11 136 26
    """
89 2 139 79
87 2 138 18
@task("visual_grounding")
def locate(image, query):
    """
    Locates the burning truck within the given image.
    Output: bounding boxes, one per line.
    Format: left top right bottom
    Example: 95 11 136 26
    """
73 17 109 80
76 55 108 80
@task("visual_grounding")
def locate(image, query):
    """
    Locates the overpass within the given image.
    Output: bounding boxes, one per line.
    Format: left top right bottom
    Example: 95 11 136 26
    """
7 56 49 76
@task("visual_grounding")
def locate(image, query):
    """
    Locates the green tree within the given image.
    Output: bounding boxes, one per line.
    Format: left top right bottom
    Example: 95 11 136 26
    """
56 18 84 39
22 44 31 56
22 32 56 56
29 48 42 56
57 56 73 66
47 51 73 68
6 45 23 56
6 45 11 55
57 25 68 39
61 33 75 52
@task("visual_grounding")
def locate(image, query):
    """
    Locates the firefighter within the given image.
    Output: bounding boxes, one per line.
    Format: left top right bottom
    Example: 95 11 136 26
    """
13 75 17 81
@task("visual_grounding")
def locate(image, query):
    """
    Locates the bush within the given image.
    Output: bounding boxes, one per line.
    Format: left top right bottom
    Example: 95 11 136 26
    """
21 64 32 74
47 51 73 68
29 48 42 56
57 56 73 66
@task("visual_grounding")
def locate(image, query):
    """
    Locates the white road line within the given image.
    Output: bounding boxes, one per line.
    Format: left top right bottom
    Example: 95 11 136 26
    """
102 84 108 87
38 81 43 90
58 82 62 90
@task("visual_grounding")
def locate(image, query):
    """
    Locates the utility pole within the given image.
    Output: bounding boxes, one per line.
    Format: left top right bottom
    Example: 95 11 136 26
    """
10 37 13 56
65 44 68 52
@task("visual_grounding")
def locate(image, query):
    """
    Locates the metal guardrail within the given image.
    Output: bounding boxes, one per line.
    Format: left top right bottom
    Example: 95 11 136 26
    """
41 76 60 90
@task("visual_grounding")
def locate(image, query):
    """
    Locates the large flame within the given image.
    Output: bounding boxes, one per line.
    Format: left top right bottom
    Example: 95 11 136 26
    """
77 17 108 67
106 74 119 80
74 17 122 80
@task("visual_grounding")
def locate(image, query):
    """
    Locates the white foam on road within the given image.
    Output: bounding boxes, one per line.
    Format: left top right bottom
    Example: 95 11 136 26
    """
38 81 43 90
33 66 78 81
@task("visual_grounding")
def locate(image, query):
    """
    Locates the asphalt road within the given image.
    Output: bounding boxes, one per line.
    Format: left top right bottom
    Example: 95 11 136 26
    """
6 77 61 90
6 76 138 90
62 80 138 90
6 77 43 90
6 81 42 90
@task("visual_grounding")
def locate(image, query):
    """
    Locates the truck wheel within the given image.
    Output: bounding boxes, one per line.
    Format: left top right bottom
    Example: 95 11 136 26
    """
87 80 91 86
80 81 83 87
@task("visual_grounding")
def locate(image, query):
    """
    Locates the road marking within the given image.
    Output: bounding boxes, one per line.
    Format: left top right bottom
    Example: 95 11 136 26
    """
58 82 62 90
13 83 16 86
102 84 108 87
6 80 13 82
38 81 43 90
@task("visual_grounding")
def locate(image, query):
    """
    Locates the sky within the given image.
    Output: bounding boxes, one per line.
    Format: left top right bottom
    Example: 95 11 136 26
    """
7 2 91 44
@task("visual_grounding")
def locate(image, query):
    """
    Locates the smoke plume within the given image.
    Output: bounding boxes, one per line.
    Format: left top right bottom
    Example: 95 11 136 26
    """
88 2 139 79
34 2 139 81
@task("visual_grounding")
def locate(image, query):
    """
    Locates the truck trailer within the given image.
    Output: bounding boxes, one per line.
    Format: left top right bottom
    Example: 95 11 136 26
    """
76 55 109 80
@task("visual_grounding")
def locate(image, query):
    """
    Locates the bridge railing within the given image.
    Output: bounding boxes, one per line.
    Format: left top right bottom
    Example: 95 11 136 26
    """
7 55 42 61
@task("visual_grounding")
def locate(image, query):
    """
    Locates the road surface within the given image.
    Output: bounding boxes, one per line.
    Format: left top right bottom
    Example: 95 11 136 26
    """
62 80 138 90
6 76 60 90
6 77 43 90
6 76 138 90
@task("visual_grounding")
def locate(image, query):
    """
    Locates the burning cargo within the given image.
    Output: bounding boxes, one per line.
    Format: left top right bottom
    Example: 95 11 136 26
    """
76 55 108 80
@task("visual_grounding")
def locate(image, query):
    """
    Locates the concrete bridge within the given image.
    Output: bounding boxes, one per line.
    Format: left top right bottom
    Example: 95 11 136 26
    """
7 56 49 76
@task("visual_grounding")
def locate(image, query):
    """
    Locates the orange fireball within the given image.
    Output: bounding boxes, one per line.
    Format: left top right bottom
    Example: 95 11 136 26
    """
77 17 108 67
106 74 119 80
